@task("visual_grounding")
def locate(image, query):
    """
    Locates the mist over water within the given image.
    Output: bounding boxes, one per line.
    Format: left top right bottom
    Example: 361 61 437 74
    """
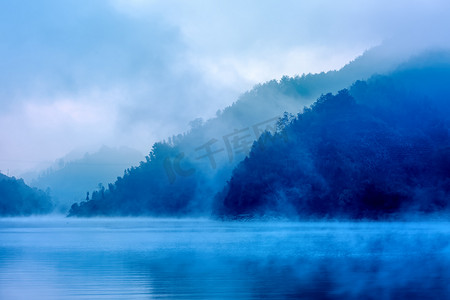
1 1 449 299
1 218 449 299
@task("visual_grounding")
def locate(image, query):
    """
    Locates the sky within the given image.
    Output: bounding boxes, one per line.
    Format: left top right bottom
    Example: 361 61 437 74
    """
1 0 450 176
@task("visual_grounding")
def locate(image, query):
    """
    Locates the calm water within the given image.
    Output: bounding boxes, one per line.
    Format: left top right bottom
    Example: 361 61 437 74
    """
0 218 449 299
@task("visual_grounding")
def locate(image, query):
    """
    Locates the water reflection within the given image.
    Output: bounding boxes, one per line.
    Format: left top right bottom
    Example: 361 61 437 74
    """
0 218 449 299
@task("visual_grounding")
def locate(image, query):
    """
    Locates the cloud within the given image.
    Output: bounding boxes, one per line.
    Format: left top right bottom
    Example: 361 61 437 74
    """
0 91 120 173
0 0 182 99
1 0 450 175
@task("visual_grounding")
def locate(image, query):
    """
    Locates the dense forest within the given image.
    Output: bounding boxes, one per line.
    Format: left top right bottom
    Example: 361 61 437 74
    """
69 50 450 218
215 60 450 218
68 142 201 216
68 46 399 217
0 173 54 216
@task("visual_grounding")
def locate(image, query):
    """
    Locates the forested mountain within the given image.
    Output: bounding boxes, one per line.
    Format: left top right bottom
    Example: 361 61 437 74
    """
27 146 142 212
214 53 450 219
0 173 54 216
68 49 449 217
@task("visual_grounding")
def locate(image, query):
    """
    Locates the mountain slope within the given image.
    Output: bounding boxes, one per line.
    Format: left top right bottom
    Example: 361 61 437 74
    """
214 57 450 219
29 146 143 212
68 47 439 217
0 173 54 216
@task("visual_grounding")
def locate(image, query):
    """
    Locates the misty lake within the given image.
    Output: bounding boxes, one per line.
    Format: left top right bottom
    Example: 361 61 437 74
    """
0 218 449 299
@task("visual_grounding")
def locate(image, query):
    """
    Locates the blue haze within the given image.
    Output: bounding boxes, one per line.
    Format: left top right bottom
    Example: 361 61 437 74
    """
68 50 450 218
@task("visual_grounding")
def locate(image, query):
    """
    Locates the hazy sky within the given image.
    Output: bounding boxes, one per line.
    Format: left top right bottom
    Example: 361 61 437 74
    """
1 0 449 175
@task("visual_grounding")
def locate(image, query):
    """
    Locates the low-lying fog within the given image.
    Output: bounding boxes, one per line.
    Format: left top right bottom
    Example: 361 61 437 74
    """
1 218 449 299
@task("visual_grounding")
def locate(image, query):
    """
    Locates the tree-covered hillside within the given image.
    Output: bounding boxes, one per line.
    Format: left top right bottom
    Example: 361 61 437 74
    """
214 65 450 219
0 174 54 216
69 50 450 217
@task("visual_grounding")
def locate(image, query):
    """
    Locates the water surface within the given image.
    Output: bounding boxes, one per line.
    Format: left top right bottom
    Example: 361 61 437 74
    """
1 218 449 299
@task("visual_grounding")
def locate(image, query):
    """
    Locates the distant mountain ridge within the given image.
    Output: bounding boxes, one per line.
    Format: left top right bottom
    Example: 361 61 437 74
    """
29 146 143 212
0 173 53 216
68 47 450 217
214 53 450 219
